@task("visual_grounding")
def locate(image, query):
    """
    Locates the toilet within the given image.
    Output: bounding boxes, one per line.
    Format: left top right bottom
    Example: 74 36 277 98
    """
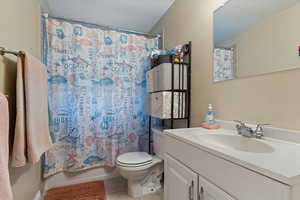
116 128 164 198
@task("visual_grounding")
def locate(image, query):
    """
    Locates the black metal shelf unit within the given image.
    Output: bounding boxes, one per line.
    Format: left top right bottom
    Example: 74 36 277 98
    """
148 41 192 154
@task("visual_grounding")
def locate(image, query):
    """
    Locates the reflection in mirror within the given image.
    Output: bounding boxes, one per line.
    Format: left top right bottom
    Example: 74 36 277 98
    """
213 0 300 82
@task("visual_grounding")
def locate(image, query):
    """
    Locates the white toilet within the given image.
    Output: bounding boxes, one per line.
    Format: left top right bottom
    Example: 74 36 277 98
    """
116 128 164 198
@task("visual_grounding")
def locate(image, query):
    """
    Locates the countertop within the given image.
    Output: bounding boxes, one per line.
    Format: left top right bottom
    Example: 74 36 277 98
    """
165 126 300 186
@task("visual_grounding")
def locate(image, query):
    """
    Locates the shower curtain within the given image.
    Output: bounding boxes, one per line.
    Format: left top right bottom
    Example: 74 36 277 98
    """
42 17 159 177
213 48 235 82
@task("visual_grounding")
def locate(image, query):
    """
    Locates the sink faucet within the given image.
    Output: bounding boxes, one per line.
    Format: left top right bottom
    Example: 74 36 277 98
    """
234 120 271 139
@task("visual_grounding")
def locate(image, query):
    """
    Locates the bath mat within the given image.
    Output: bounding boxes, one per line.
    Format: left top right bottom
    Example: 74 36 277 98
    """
44 181 106 200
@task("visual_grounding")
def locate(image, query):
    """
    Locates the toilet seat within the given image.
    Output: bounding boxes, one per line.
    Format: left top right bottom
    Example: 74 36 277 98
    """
117 152 153 167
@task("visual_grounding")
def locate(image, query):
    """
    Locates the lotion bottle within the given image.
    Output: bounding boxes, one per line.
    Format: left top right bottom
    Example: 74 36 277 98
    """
201 104 220 129
205 104 215 125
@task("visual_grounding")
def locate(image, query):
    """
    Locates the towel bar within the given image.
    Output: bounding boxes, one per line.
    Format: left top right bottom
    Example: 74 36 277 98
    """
0 47 25 56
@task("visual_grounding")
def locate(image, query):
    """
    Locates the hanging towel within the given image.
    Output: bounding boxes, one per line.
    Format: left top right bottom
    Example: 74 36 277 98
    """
0 94 13 200
12 52 53 167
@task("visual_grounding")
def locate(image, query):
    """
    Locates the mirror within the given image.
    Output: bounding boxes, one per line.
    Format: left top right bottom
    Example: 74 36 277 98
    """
213 0 300 82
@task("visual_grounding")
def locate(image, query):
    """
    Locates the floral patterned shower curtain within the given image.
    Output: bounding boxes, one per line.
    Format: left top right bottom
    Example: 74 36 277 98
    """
213 48 235 82
42 17 158 177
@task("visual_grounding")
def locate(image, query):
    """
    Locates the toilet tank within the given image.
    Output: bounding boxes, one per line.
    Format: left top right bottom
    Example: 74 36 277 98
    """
152 128 165 160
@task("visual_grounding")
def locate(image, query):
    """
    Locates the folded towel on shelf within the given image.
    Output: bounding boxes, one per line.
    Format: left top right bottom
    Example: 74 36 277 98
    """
150 91 186 119
12 52 53 167
0 94 13 200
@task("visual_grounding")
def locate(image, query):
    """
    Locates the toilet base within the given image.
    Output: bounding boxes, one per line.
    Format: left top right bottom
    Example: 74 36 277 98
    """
127 164 163 198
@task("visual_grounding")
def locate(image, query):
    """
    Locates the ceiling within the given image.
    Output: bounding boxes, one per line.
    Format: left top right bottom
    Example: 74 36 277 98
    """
42 0 175 33
214 0 300 45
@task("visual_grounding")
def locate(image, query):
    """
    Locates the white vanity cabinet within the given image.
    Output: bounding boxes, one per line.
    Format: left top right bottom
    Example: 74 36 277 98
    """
164 133 294 200
164 154 198 200
198 175 235 200
165 154 235 200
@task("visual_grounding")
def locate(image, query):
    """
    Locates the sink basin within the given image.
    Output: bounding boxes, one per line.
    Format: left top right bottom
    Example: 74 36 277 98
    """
195 134 274 153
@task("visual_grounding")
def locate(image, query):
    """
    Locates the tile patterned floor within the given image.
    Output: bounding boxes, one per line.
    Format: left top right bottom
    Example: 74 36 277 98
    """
107 191 161 200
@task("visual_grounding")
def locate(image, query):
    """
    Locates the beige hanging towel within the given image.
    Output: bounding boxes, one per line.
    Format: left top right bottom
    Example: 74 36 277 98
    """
0 94 13 200
12 52 53 167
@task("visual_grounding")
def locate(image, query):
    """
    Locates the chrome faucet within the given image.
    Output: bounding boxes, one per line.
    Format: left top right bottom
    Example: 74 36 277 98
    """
234 120 271 139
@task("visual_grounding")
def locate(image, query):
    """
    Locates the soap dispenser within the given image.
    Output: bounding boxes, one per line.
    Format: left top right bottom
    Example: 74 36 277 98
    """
201 104 220 129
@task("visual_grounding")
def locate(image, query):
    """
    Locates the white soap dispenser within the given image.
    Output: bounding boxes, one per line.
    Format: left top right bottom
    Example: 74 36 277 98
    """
206 104 215 125
201 104 220 129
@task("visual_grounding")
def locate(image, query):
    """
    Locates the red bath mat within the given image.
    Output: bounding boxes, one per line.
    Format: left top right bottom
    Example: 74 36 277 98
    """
44 181 106 200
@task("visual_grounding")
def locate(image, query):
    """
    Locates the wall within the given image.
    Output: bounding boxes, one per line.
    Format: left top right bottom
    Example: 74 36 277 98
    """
0 0 41 200
218 2 300 78
152 0 300 130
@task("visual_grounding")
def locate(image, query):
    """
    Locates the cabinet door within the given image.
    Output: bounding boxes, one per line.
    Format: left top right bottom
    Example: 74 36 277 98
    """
165 154 198 200
198 175 235 200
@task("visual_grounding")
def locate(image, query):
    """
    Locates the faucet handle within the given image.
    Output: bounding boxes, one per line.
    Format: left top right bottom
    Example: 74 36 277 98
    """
233 120 246 127
234 120 247 136
255 124 271 138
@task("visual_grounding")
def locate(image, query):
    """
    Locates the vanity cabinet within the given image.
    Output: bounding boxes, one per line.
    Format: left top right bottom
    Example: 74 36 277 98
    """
198 175 235 200
164 134 292 200
165 154 235 200
164 154 198 200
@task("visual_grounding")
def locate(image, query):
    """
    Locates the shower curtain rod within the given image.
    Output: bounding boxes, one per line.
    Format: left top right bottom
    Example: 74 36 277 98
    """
0 47 24 56
43 14 161 39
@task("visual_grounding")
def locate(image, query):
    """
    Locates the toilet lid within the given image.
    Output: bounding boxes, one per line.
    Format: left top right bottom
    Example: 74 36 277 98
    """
117 152 153 166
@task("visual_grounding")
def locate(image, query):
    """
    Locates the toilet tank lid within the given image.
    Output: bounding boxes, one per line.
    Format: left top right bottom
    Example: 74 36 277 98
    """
117 152 153 165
